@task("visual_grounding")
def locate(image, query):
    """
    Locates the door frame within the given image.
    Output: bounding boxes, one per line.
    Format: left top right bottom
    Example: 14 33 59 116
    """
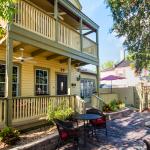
55 72 68 95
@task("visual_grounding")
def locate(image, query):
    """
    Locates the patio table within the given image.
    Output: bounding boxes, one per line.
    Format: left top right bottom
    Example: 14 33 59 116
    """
73 114 101 146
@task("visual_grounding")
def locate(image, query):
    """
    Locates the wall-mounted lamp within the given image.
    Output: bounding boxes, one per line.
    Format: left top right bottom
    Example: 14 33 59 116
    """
77 75 81 81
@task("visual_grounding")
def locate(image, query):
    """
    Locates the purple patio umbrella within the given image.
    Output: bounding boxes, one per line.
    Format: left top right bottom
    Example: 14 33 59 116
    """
101 75 125 93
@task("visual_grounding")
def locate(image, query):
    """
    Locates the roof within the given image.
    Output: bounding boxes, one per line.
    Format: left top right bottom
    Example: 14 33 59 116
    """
80 69 96 76
68 0 82 10
115 60 131 68
101 60 131 72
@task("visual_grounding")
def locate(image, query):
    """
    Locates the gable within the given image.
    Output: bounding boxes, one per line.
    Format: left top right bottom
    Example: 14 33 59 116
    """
69 0 82 10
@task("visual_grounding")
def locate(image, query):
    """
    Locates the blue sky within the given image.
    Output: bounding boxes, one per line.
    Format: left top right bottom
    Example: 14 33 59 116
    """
80 0 124 65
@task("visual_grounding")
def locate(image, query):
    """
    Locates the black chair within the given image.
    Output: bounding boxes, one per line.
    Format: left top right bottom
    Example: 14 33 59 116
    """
54 119 79 150
143 139 150 150
86 108 107 136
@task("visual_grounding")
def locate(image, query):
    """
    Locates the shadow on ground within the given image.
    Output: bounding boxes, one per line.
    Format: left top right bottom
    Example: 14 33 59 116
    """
60 111 150 150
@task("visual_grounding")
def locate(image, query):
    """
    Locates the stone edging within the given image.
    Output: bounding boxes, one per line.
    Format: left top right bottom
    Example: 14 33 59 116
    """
10 132 59 150
104 108 135 120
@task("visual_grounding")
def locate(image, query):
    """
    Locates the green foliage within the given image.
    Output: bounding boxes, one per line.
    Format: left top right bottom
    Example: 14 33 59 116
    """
103 99 125 112
47 100 74 122
0 127 20 145
109 99 118 111
0 0 17 37
101 61 115 70
103 104 112 112
106 0 150 73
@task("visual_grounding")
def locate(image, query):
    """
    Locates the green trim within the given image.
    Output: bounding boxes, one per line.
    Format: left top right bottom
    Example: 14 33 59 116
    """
9 24 99 66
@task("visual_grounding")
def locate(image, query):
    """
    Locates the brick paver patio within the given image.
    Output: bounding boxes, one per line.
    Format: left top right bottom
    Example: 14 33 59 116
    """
61 111 150 150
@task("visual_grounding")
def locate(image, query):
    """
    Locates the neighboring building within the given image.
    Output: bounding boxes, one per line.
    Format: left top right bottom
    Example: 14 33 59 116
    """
101 60 149 87
0 0 100 127
80 69 96 100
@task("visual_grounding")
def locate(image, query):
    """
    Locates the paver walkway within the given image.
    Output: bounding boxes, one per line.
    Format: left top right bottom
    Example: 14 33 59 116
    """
60 111 150 150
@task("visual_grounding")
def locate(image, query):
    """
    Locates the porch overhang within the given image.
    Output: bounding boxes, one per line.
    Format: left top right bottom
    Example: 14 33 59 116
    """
9 24 99 66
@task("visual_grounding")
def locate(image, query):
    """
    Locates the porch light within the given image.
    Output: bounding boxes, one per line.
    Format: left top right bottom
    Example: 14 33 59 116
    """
77 75 81 81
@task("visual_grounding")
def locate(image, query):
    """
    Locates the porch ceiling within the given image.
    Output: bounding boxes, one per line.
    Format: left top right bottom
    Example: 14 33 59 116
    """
12 41 89 66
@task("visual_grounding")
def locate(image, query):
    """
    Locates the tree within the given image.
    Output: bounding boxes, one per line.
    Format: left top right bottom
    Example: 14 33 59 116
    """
101 60 115 70
0 0 17 37
106 0 150 73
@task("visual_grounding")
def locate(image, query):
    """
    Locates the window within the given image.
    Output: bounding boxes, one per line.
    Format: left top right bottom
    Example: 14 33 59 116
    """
0 64 19 97
35 69 48 95
80 79 96 99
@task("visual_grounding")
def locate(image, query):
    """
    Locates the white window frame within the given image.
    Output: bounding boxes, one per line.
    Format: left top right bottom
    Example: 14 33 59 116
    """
35 68 49 95
0 64 19 97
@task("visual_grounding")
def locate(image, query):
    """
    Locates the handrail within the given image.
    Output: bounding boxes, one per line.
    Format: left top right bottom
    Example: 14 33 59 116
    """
91 94 105 111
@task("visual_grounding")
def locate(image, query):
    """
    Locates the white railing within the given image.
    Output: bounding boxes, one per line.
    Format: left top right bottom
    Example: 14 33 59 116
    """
74 95 86 114
83 37 97 57
11 95 85 123
91 94 105 111
14 0 56 41
58 22 81 51
0 95 85 128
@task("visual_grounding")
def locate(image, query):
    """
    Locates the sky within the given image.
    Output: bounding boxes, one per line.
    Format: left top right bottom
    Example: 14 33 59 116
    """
80 0 124 66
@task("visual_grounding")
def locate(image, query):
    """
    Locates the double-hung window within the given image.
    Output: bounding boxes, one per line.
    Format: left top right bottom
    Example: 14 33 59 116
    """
0 64 19 97
35 69 48 95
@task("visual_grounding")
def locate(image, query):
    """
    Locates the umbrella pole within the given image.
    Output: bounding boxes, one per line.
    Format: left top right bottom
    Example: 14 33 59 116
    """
111 80 112 93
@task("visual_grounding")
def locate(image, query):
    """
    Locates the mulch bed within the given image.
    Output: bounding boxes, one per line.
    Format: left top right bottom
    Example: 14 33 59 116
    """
0 125 57 150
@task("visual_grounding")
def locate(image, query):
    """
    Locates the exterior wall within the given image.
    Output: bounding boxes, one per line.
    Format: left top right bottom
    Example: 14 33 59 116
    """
0 46 80 96
101 67 140 87
100 87 139 106
80 73 97 101
80 73 96 82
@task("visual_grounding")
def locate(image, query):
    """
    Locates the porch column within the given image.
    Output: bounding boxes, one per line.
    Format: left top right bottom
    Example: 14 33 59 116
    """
5 25 13 127
80 18 83 52
67 58 71 95
96 29 100 96
54 0 58 42
96 65 100 96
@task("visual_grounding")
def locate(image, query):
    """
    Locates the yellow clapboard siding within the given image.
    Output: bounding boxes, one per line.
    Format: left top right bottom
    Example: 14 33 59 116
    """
0 47 80 96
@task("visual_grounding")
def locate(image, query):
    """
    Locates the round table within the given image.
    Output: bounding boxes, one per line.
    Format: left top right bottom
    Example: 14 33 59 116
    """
73 114 101 146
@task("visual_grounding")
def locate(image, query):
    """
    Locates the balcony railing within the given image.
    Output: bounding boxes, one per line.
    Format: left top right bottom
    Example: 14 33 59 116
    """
14 0 97 57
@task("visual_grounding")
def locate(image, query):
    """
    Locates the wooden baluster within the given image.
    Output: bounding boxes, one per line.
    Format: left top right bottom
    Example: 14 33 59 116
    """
0 100 2 122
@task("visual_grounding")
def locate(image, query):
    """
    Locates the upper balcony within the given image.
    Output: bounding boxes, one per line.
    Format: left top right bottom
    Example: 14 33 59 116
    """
11 0 99 60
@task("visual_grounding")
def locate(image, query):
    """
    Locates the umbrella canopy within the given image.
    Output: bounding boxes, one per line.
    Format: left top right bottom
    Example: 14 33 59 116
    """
101 75 125 81
101 75 125 93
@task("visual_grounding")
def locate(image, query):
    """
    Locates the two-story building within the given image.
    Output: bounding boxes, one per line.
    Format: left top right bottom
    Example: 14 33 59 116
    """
0 0 100 128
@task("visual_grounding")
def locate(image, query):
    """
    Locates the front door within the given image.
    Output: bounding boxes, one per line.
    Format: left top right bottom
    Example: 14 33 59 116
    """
57 74 67 95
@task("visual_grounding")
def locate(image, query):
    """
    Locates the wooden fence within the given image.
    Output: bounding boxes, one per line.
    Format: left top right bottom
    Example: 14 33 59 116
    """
0 95 85 128
136 84 150 111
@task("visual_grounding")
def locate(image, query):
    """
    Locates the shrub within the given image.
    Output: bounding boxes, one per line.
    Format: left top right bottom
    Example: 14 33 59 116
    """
102 99 125 112
47 100 74 123
109 99 118 111
103 104 112 112
0 127 20 145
